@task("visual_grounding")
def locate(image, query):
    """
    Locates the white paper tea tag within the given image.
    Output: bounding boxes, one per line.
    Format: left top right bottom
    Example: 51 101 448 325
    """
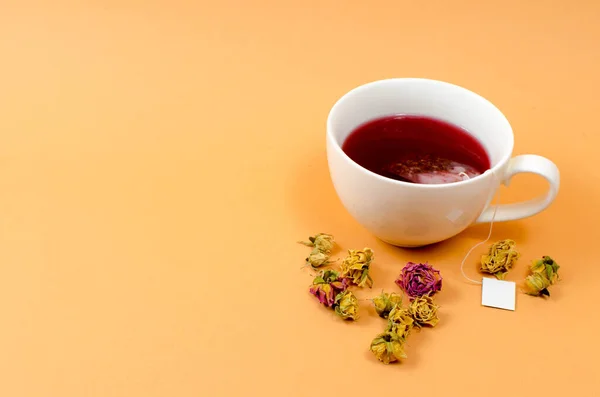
481 277 516 311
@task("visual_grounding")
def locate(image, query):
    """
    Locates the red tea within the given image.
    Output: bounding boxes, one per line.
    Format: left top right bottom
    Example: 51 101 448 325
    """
341 115 490 184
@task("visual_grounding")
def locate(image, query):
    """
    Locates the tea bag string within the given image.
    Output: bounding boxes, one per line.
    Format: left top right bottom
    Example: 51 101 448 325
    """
459 171 501 285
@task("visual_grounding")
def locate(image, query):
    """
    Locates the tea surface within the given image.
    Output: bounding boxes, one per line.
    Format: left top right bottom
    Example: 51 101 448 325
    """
341 115 491 184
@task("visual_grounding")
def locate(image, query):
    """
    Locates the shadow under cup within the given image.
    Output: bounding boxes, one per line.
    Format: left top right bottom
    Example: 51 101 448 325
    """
326 78 515 247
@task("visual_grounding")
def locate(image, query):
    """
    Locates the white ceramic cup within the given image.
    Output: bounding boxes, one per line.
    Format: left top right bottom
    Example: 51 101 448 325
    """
326 78 560 247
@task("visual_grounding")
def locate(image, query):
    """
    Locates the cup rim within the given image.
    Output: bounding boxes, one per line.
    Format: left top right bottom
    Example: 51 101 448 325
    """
326 77 514 189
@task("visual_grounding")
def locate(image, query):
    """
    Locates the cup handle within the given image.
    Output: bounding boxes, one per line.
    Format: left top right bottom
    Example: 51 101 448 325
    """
475 154 560 224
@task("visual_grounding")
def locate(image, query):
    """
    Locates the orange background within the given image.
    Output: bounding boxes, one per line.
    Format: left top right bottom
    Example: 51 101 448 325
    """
0 1 598 396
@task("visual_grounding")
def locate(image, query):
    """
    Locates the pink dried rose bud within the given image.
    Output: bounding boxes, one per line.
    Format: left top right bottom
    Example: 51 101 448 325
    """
395 262 442 299
309 269 348 307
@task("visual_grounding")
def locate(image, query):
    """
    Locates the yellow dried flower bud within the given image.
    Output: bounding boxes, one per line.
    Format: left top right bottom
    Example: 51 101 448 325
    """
480 239 520 279
340 248 374 288
408 295 440 327
306 248 333 269
370 331 407 364
523 256 560 297
530 256 560 285
298 233 335 254
386 306 414 341
523 272 552 297
372 292 403 319
334 290 359 321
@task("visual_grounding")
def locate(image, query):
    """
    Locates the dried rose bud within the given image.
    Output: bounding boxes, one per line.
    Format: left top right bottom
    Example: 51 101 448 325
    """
370 331 407 364
480 239 519 280
523 272 552 297
386 306 414 341
530 256 560 285
298 233 335 254
340 248 374 288
408 295 440 327
309 269 348 307
372 292 403 319
395 262 442 299
334 290 359 321
306 248 333 269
